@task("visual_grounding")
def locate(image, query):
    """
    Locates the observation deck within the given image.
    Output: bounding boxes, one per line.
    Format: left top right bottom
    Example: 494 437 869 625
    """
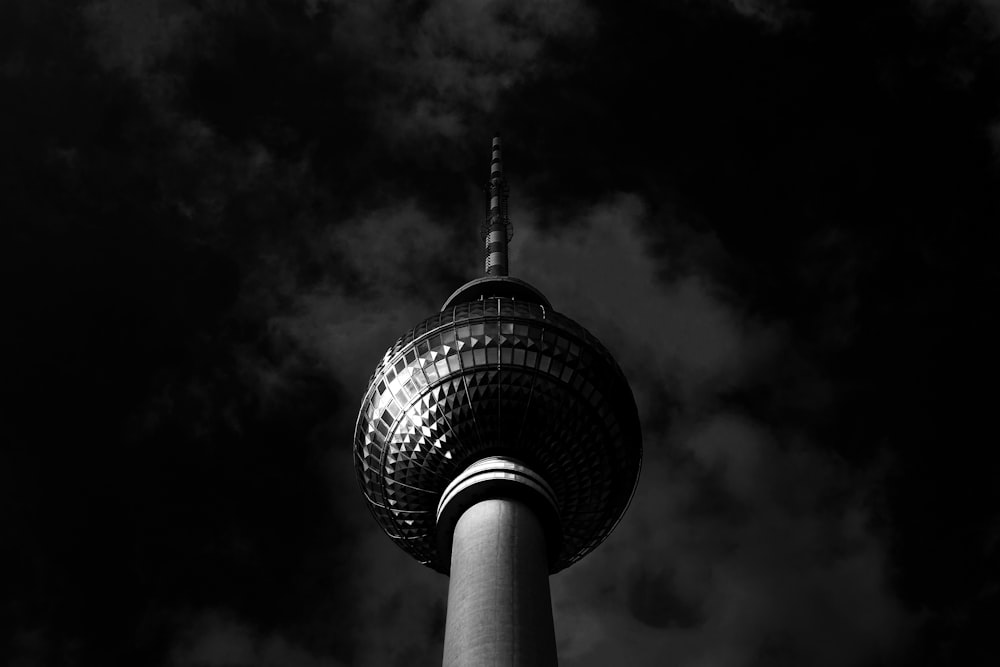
354 282 642 573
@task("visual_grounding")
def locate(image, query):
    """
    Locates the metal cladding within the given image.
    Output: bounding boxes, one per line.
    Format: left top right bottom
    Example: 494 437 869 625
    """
353 292 642 573
483 134 512 276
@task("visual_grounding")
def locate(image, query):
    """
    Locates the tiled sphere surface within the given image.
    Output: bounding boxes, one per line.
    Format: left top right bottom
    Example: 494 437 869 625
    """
354 297 642 573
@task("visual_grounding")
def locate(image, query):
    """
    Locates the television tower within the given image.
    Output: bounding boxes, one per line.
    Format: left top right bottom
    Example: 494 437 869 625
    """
354 135 642 666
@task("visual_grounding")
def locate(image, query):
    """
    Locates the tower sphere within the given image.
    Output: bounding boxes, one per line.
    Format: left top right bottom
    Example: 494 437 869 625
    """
353 277 642 573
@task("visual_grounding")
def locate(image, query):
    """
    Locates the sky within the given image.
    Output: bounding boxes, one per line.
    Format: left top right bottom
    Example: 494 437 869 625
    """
3 0 1000 665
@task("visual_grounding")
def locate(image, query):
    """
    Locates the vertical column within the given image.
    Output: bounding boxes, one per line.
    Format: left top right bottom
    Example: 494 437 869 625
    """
485 135 510 276
443 498 557 667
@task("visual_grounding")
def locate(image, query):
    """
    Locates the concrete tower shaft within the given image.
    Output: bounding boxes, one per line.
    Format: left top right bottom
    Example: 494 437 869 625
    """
438 457 559 665
444 498 557 666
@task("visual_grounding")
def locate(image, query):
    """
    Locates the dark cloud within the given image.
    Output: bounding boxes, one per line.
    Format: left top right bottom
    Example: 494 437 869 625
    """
627 565 705 630
3 0 999 665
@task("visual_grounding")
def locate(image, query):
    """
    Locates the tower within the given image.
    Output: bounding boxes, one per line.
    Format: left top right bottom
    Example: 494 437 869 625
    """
354 135 642 666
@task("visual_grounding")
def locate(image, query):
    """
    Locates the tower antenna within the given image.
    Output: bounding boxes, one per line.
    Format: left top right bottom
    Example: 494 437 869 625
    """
483 133 513 276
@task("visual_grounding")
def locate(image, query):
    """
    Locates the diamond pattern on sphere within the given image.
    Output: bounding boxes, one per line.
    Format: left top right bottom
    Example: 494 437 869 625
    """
354 297 642 573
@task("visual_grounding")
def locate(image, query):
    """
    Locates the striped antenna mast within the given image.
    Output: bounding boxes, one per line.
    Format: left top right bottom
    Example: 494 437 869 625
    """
483 134 513 276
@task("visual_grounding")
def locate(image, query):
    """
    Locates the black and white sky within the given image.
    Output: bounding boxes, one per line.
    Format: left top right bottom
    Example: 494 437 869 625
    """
4 0 1000 665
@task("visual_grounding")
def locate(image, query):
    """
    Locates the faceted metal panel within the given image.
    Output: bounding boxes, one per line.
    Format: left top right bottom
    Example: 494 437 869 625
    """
354 297 642 572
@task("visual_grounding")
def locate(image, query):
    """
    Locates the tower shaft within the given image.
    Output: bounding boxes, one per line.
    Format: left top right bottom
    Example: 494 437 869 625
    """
484 135 511 276
443 498 557 667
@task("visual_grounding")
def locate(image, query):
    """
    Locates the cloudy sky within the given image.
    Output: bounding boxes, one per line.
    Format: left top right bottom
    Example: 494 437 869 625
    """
4 0 1000 665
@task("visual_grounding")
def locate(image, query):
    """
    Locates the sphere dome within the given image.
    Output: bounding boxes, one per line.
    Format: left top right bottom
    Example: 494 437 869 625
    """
354 280 642 573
